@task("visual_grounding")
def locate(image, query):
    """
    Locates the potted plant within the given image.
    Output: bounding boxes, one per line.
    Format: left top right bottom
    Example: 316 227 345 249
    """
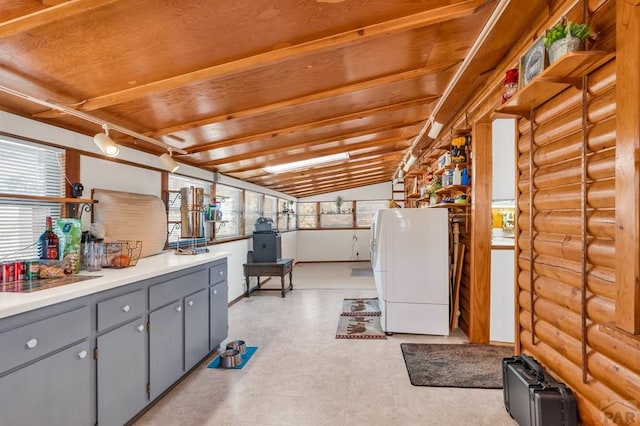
425 175 442 205
335 196 343 213
544 18 591 64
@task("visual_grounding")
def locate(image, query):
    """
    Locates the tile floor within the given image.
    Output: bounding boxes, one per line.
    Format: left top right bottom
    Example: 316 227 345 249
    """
135 262 517 426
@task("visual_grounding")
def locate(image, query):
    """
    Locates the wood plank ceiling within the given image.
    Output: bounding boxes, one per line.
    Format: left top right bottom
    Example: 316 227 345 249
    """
0 0 498 197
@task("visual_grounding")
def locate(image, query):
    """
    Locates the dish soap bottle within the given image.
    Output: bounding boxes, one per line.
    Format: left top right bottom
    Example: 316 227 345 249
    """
452 165 462 185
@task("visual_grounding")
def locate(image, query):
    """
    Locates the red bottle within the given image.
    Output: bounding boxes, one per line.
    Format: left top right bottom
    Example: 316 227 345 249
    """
39 216 59 260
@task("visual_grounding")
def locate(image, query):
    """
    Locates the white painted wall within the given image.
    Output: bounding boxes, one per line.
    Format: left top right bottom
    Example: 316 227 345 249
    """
492 118 516 201
297 229 371 262
295 182 388 262
490 249 515 343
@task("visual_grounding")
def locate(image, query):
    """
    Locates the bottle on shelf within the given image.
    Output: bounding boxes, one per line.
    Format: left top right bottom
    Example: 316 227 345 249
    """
452 165 462 186
38 216 59 260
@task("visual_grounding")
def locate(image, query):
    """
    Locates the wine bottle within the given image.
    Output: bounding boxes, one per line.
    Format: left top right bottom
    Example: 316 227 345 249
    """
39 216 59 260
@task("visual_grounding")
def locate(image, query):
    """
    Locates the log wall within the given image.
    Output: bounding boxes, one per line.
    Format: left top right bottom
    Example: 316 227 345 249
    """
515 1 640 423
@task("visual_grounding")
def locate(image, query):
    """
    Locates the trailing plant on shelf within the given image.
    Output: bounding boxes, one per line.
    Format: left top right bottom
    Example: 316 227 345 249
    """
544 18 591 64
425 174 442 203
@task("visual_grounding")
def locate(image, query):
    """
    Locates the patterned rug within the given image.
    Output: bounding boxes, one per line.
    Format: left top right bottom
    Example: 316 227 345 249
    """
341 297 381 316
336 315 386 339
400 343 514 388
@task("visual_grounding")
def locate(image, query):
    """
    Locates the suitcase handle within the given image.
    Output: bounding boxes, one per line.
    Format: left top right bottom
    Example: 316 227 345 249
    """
520 353 546 381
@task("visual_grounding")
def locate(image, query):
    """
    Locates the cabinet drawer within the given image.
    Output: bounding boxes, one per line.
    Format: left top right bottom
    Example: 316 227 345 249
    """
209 262 227 285
97 289 145 332
149 268 207 310
0 306 90 374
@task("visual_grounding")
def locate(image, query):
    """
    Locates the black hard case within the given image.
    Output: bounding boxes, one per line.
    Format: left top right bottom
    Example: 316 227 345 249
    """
502 354 578 426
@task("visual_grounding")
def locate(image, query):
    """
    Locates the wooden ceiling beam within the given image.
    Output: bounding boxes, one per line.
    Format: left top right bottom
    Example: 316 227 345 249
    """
266 164 396 189
198 120 422 167
187 97 432 154
215 137 407 173
0 0 122 38
282 173 394 195
251 157 394 185
292 178 390 197
259 154 403 188
65 0 487 111
203 134 408 170
143 62 455 136
276 171 394 192
226 149 403 181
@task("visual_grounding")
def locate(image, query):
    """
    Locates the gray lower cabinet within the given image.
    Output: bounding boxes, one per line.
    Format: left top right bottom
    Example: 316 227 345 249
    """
210 280 229 350
96 317 147 426
0 257 228 425
149 300 184 400
184 287 210 370
0 340 92 426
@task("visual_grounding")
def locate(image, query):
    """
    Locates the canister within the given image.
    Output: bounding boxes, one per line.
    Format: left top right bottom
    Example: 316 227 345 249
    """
1 262 15 283
25 260 40 280
13 261 25 281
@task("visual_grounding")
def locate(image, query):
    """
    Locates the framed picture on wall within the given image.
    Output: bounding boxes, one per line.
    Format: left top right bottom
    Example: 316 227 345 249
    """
519 36 547 90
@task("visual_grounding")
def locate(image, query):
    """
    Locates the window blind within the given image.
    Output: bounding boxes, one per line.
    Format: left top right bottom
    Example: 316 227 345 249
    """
0 137 65 261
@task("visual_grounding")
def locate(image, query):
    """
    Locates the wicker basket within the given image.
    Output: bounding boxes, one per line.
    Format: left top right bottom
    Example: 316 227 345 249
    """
547 36 582 64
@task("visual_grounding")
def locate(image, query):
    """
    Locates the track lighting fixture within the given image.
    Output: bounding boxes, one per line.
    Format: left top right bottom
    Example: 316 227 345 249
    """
403 153 417 172
398 169 404 179
159 150 180 173
93 124 119 157
428 120 443 139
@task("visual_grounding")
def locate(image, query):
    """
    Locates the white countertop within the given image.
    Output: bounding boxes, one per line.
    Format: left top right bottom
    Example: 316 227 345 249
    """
0 250 229 320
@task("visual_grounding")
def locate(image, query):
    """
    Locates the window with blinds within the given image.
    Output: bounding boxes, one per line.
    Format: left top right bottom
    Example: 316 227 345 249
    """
0 136 65 261
244 190 263 235
215 184 242 239
167 174 212 246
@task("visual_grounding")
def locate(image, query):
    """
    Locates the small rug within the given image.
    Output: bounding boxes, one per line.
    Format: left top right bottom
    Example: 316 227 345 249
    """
400 343 514 388
336 315 386 339
207 346 258 369
341 297 381 316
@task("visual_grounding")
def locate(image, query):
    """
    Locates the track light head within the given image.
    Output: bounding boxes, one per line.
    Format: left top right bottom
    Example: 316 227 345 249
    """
93 128 119 157
428 120 443 139
159 151 180 173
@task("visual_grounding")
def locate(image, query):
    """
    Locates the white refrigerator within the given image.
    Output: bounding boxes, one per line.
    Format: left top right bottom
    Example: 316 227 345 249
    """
370 208 449 335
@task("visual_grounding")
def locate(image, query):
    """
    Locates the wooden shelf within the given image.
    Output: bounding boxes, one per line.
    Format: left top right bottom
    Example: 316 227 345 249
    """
433 162 468 175
406 193 421 199
436 185 469 195
495 50 612 118
427 202 470 209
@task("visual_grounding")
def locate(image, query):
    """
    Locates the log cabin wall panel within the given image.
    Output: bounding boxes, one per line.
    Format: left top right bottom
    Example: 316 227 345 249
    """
514 1 640 422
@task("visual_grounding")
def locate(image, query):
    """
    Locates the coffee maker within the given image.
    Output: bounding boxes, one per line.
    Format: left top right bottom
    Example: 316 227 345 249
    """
252 217 281 262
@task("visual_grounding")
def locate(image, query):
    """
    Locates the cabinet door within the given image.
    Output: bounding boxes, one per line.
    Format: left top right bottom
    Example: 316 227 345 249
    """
0 341 91 426
185 288 210 370
97 317 147 426
149 301 183 400
209 280 228 351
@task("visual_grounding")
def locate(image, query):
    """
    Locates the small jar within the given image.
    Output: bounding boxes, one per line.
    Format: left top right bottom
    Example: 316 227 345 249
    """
502 68 519 104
